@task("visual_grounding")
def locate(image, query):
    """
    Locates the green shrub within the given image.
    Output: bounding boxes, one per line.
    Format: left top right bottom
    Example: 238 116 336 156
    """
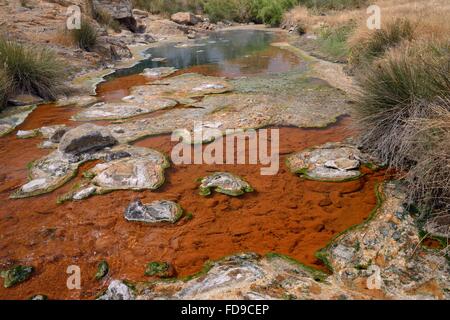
349 18 415 67
0 69 12 108
204 0 298 26
71 19 98 51
0 37 65 100
298 0 367 11
317 23 355 60
203 0 240 23
133 0 203 16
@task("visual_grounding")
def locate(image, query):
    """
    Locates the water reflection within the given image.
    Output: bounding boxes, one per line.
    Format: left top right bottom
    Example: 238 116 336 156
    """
110 30 304 78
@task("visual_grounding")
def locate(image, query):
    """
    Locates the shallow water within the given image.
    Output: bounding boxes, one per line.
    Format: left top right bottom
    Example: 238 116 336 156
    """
0 30 384 299
109 30 305 79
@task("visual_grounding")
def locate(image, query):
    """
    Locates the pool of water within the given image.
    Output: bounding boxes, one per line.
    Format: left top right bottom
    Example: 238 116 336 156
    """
107 29 305 80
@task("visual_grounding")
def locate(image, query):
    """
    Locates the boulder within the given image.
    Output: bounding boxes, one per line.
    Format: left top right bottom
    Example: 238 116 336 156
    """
110 43 132 60
171 12 199 26
58 123 118 156
125 199 183 223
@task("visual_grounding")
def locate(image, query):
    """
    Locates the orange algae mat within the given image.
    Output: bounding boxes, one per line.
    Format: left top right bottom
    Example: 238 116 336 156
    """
0 117 387 299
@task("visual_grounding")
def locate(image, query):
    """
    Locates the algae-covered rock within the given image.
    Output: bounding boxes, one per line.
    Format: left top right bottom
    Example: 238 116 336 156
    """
145 262 175 278
1 265 34 288
199 172 254 196
287 142 362 182
90 153 168 191
125 199 183 223
95 261 109 280
13 146 168 199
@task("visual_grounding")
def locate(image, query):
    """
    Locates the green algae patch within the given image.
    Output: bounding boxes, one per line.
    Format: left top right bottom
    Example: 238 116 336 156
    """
1 265 34 288
145 262 174 278
95 260 109 281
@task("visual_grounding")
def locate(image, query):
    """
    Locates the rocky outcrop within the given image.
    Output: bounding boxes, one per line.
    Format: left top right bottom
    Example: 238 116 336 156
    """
171 12 199 26
92 0 133 20
98 280 135 300
125 199 183 224
199 172 254 196
58 124 118 157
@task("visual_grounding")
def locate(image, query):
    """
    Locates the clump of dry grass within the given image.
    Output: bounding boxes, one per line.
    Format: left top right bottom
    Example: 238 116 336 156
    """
349 18 415 67
0 37 65 101
0 68 12 108
403 103 450 216
357 40 450 215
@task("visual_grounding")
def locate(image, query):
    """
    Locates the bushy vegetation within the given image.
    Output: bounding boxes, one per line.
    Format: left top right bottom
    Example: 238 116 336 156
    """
134 0 299 26
317 23 354 60
0 37 65 103
357 40 450 214
0 69 12 108
298 0 367 11
133 0 203 16
349 18 415 67
71 19 98 51
204 0 299 25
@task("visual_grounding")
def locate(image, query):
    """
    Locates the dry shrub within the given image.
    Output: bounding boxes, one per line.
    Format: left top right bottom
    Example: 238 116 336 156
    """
357 40 450 215
0 68 12 108
0 37 65 100
403 103 450 216
349 18 415 67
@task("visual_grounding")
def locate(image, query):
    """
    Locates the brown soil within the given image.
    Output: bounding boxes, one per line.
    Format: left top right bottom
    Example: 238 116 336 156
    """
0 116 388 299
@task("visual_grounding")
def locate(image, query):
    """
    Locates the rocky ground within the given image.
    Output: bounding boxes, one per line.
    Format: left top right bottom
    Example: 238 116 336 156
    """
99 183 450 300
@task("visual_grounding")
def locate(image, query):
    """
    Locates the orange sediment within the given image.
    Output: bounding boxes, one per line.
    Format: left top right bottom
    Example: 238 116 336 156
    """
0 117 388 299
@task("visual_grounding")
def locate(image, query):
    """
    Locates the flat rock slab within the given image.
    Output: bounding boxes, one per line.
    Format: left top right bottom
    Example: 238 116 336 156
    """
199 172 254 196
0 105 36 137
130 73 232 100
56 95 98 108
90 152 168 192
58 123 118 157
125 199 183 223
72 98 177 121
142 67 178 79
287 142 362 182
